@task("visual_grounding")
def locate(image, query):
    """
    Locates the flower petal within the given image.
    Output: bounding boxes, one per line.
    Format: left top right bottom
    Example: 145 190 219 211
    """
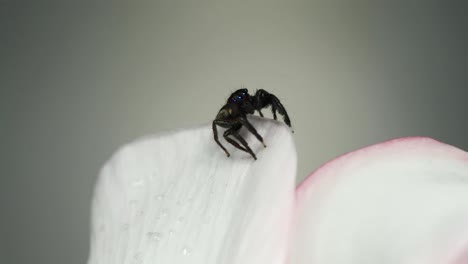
293 137 468 264
88 116 296 264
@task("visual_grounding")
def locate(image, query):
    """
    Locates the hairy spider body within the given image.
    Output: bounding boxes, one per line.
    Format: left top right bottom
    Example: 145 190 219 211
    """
212 88 292 160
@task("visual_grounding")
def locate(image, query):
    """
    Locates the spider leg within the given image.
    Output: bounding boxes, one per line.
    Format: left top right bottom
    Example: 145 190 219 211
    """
270 94 292 127
223 125 257 160
212 121 230 157
232 131 257 160
271 105 277 120
239 117 266 147
257 109 264 117
223 125 249 153
225 136 249 153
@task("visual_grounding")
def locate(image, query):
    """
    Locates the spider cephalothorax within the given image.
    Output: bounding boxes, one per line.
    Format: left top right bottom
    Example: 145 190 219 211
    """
212 88 292 160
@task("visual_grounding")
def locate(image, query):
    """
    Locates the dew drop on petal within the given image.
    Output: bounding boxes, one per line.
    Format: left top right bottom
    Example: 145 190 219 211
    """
150 170 159 181
133 178 144 187
129 200 138 207
147 231 162 241
182 246 191 256
121 223 129 231
169 182 175 189
133 252 142 263
161 209 169 217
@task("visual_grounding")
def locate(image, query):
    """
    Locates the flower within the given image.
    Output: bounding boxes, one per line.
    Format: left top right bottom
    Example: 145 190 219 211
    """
88 117 468 264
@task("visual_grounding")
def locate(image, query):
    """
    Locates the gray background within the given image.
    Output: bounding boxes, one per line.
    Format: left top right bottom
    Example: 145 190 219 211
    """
1 1 467 264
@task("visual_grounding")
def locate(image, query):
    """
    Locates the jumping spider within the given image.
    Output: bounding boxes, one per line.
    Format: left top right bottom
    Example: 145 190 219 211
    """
212 88 292 160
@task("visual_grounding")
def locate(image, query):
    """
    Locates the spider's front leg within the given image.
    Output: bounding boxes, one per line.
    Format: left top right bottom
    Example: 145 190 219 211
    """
254 89 292 129
212 121 230 157
270 94 292 127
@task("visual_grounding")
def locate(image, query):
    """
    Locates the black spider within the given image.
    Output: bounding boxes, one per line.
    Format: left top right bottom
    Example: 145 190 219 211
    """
212 88 292 160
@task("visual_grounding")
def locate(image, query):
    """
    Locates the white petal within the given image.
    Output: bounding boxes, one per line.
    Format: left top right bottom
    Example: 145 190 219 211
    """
88 116 296 264
292 137 468 264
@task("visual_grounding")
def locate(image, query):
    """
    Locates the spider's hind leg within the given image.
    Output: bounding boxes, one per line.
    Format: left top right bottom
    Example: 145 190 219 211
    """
232 133 257 160
223 125 248 153
239 117 266 148
224 125 257 160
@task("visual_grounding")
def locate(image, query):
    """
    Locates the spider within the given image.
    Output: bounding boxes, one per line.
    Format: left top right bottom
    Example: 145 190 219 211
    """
212 88 292 160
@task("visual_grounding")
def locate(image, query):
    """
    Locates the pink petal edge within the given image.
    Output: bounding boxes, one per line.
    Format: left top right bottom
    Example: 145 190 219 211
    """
292 136 468 264
296 136 468 200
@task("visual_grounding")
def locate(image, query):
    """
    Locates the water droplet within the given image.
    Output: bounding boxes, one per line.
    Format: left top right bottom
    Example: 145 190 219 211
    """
133 252 142 263
169 230 174 236
150 171 158 181
177 216 185 223
121 223 129 231
161 209 169 217
133 178 144 187
147 231 162 241
156 194 165 201
182 246 191 255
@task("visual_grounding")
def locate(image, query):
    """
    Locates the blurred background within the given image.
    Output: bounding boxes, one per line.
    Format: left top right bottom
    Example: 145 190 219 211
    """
1 1 467 263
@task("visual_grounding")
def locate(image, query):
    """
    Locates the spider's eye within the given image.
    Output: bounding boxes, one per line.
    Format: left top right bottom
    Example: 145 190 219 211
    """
242 92 246 96
238 96 242 100
233 98 236 102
